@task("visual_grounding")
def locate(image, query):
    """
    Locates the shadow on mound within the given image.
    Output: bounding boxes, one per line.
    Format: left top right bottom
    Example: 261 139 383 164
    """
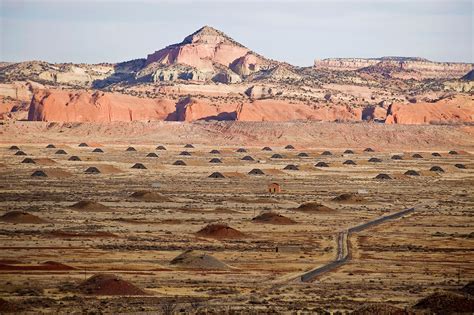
252 212 296 224
78 274 147 296
69 201 112 212
170 250 230 270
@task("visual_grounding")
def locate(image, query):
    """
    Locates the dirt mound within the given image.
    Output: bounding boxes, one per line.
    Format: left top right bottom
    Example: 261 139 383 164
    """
78 273 147 296
35 158 57 165
252 212 296 224
0 298 19 313
413 291 474 313
461 281 474 295
352 303 410 315
170 250 230 270
130 191 170 202
196 223 245 239
0 261 75 271
332 193 365 203
69 200 112 212
295 202 334 212
0 211 49 224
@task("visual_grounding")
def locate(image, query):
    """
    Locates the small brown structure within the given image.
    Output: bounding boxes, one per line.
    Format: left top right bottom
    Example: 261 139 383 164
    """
368 157 382 163
249 168 265 175
146 152 158 158
209 172 225 178
268 183 281 193
315 161 329 167
271 153 284 159
210 149 220 154
236 148 247 153
21 158 36 164
173 160 186 166
179 151 191 156
343 160 357 165
85 167 101 174
298 152 309 157
430 166 445 173
284 164 299 170
412 153 423 159
46 144 56 148
285 145 295 150
454 164 466 169
262 147 272 151
321 151 332 156
9 145 20 150
131 163 147 169
126 147 136 152
448 150 458 155
405 170 420 176
156 145 167 150
68 156 81 161
364 148 375 152
432 152 441 157
375 173 392 180
241 155 255 161
391 155 403 160
15 151 26 156
55 149 67 155
344 149 355 154
31 170 47 177
78 143 89 147
184 144 194 148
92 148 104 153
209 158 222 163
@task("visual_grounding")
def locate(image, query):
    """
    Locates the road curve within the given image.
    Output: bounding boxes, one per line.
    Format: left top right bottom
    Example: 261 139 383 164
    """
300 207 415 282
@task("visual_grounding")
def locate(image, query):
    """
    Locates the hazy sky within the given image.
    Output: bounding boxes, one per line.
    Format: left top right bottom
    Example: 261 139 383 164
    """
1 0 472 65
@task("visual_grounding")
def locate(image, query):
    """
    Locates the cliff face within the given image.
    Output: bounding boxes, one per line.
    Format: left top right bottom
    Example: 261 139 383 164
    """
315 57 473 79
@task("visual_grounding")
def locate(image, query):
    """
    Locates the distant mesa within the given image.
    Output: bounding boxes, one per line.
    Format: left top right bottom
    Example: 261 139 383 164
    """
296 202 334 212
92 148 104 153
70 200 111 212
0 211 49 224
173 160 186 166
126 146 137 152
315 161 329 167
283 164 299 170
241 155 255 161
321 151 332 156
131 163 147 169
68 156 81 161
146 152 158 158
156 145 167 150
332 193 365 203
248 168 264 175
252 212 296 224
170 250 230 270
375 173 392 180
196 223 245 239
78 274 147 296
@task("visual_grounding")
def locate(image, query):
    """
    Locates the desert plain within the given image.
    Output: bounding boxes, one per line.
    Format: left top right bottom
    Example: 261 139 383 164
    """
0 121 473 314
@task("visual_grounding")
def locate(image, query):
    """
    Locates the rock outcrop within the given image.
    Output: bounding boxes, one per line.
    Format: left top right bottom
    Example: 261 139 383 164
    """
385 95 474 124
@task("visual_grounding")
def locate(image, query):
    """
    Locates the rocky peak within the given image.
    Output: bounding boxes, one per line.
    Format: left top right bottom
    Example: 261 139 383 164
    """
182 26 244 47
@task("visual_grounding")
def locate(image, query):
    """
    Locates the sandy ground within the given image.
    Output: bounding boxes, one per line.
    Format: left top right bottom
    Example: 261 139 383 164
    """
0 122 473 313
